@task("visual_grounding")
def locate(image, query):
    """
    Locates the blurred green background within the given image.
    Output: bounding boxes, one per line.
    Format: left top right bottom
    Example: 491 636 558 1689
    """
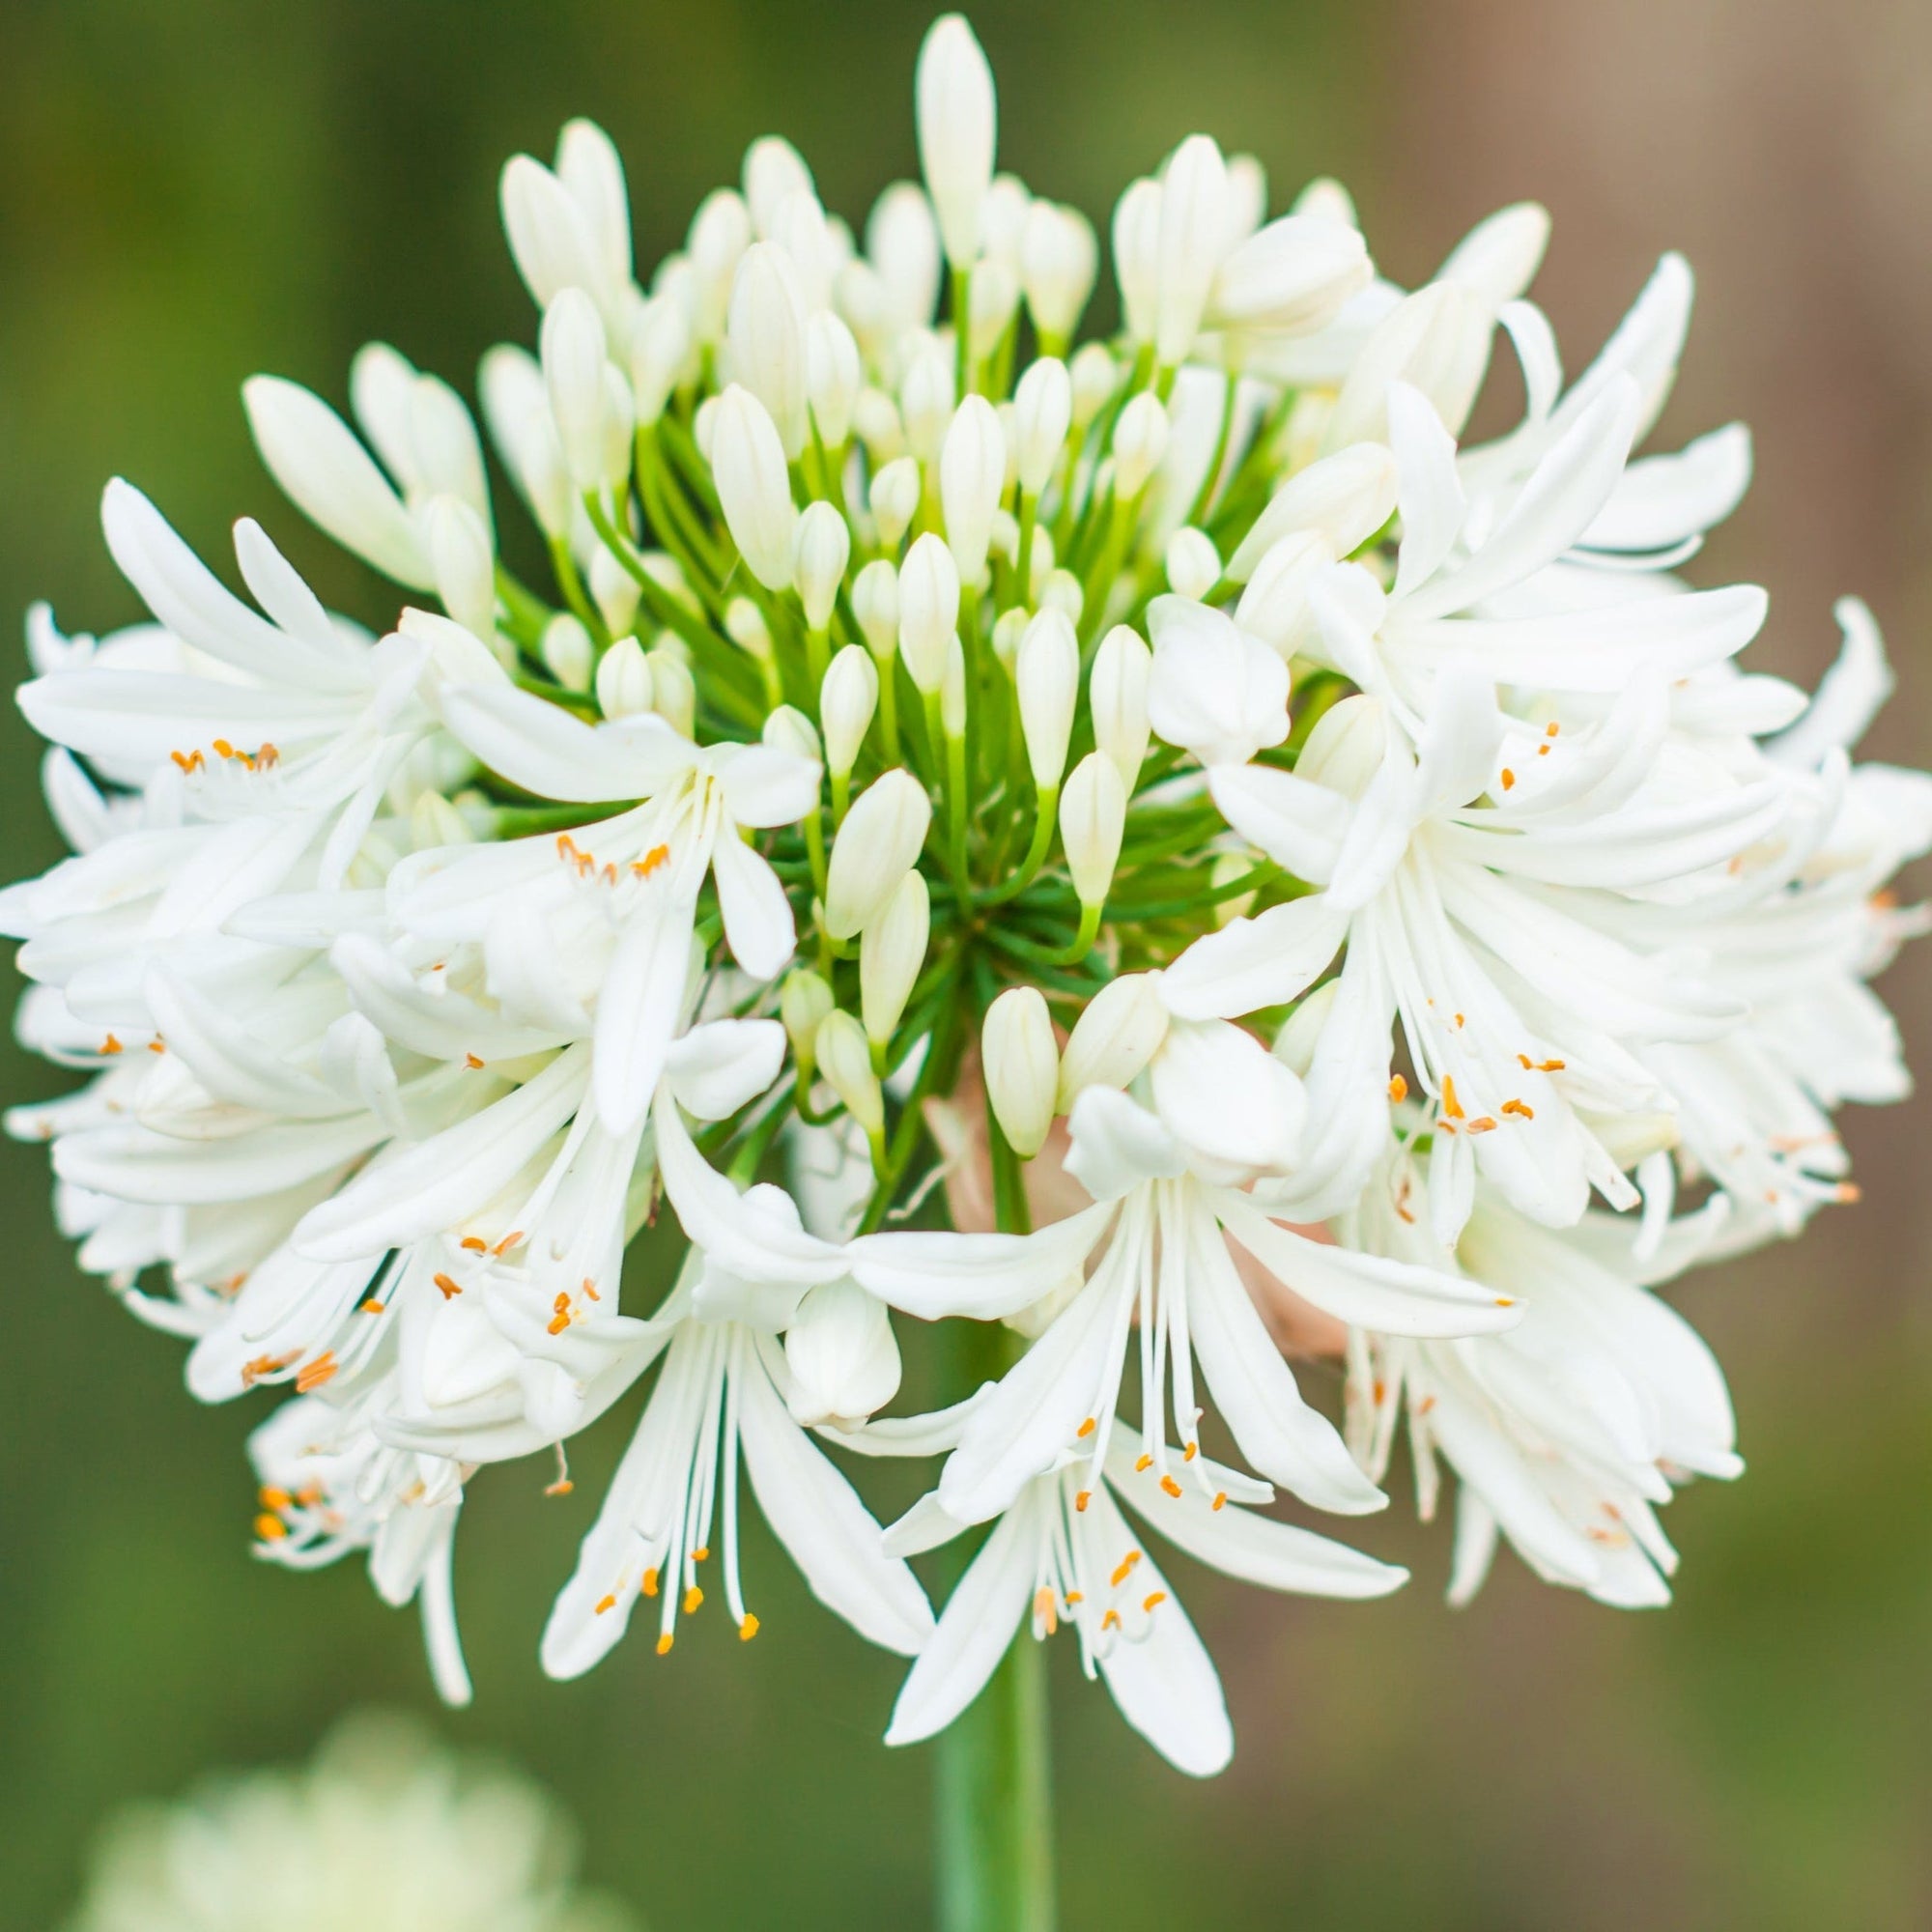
4 0 1932 1925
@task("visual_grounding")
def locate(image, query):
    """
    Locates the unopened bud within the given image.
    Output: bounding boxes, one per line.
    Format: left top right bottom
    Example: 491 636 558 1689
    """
1038 568 1083 625
1090 626 1152 785
644 646 696 737
781 969 836 1079
744 135 815 239
821 645 879 780
1235 530 1326 656
1225 441 1399 581
1210 850 1262 929
1011 356 1071 497
1057 972 1171 1110
1155 135 1229 368
1015 609 1078 793
588 544 642 636
791 501 851 631
1273 979 1339 1075
596 634 653 718
785 1278 902 1428
1060 752 1125 910
869 457 922 551
806 311 864 449
1165 527 1221 602
990 604 1029 669
939 394 1006 585
916 14 997 270
540 288 610 491
1069 343 1117 431
540 611 594 693
763 702 821 765
967 259 1020 365
896 532 958 695
1112 177 1163 346
852 559 900 668
629 293 691 426
693 394 721 464
711 384 798 591
597 364 636 491
725 594 775 666
900 345 956 469
940 633 967 741
688 188 753 341
982 987 1059 1158
1020 203 1098 348
1112 392 1169 498
727 242 810 459
815 1009 884 1136
861 868 929 1050
867 182 944 330
824 769 932 940
425 495 497 641
853 386 908 464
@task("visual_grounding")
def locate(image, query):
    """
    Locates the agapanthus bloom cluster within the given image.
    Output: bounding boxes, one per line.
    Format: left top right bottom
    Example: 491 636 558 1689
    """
8 14 1927 1776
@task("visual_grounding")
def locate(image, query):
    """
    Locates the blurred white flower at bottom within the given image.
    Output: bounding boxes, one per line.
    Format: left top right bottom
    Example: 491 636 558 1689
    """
63 1712 637 1932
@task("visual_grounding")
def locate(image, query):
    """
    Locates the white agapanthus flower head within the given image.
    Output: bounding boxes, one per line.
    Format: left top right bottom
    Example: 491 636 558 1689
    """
61 1713 633 1932
8 9 1928 1792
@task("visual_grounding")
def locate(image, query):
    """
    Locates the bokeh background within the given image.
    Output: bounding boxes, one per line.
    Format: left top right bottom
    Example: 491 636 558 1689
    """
4 0 1931 1924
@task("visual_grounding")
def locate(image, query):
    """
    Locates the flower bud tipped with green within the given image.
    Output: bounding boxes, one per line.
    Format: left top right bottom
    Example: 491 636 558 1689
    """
1112 391 1169 497
791 500 851 631
1164 526 1221 601
782 969 836 1081
1112 177 1162 346
588 544 641 636
805 311 863 448
1020 204 1098 347
629 292 690 426
1068 343 1117 432
1090 626 1152 786
821 645 879 781
688 187 753 341
595 634 653 718
899 341 955 466
815 1009 885 1136
1011 356 1071 497
1057 971 1171 1110
478 348 573 543
785 1278 902 1428
868 457 922 553
1038 568 1083 625
1016 609 1078 793
983 986 1059 1158
896 532 959 695
539 611 594 693
425 495 497 641
644 646 696 737
1155 134 1229 368
711 384 798 590
852 559 900 671
540 288 610 491
743 135 814 238
727 241 810 458
1060 751 1126 911
825 769 931 940
861 868 929 1051
763 702 821 764
916 14 997 270
940 394 1006 585
725 593 776 668
867 181 944 330
854 387 908 465
991 604 1029 669
967 259 1020 364
1235 529 1325 656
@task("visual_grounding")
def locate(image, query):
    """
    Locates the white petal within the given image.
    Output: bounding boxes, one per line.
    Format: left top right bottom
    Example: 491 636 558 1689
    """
1150 1018 1305 1174
849 1202 1117 1321
440 681 693 804
665 1017 785 1121
710 835 797 980
1206 764 1347 883
1159 897 1349 1021
1063 1087 1188 1202
713 740 823 828
592 892 696 1133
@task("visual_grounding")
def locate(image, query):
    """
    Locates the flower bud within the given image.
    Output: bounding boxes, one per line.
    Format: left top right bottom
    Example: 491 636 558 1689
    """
1224 441 1399 581
1068 343 1117 431
1060 752 1125 909
896 532 959 695
867 182 944 330
1437 201 1551 307
821 645 879 781
596 634 653 718
1038 569 1084 625
791 501 851 631
1146 595 1289 767
990 604 1029 669
743 135 815 239
539 289 610 492
868 457 922 552
1324 279 1494 448
1225 155 1267 247
588 544 642 637
815 1009 885 1136
967 259 1020 365
711 384 798 591
725 594 776 666
1210 849 1262 929
693 394 721 463
1057 972 1171 1110
939 395 1006 585
1235 530 1326 657
982 174 1032 270
916 14 997 270
540 612 594 693
852 559 900 668
425 495 497 641
824 769 932 940
1296 693 1386 799
940 633 968 741
1207 213 1372 342
727 242 810 459
805 311 863 449
763 702 821 764
769 187 838 313
899 340 956 466
597 364 636 491
644 646 696 737
628 293 690 427
1015 609 1078 792
1112 392 1169 498
1020 203 1098 347
1165 526 1221 602
479 347 572 541
1090 626 1151 785
688 187 753 341
1112 177 1163 346
853 386 908 465
782 969 836 1078
499 152 605 318
785 1279 902 1428
1011 356 1071 497
982 986 1058 1158
861 868 929 1050
1155 135 1229 367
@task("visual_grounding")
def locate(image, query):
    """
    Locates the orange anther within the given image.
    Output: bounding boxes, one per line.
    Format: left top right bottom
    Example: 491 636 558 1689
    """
295 1352 338 1393
1182 1442 1198 1463
1100 1609 1122 1632
1159 1475 1182 1498
1211 1492 1227 1511
682 1585 703 1614
656 1633 674 1655
1142 1591 1167 1613
257 743 278 767
460 1236 488 1252
1033 1585 1059 1636
692 1547 709 1563
1545 721 1560 737
1110 1551 1142 1587
101 1034 123 1056
213 738 234 759
1387 1074 1406 1102
434 1272 463 1299
1074 1491 1091 1513
259 1487 293 1512
1134 1453 1152 1472
254 1513 289 1542
465 1053 485 1069
1500 1098 1533 1119
146 1039 165 1054
594 1593 616 1615
634 843 671 878
359 1297 385 1315
739 1615 760 1641
641 1567 660 1597
1500 768 1516 790
494 1231 524 1254
1465 1116 1497 1134
1076 1416 1096 1439
1440 1075 1464 1120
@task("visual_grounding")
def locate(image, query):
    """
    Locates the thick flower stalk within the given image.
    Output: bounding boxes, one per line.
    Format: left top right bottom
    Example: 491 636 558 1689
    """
7 9 1929 1894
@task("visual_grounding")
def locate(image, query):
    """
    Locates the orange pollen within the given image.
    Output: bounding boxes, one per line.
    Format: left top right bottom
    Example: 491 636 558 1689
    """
1440 1075 1464 1120
465 1053 485 1069
1142 1591 1167 1613
634 843 671 878
553 1292 571 1311
1387 1074 1407 1102
692 1547 710 1563
1517 1052 1533 1068
582 1278 601 1301
1537 743 1550 757
545 1478 574 1497
739 1615 760 1641
1101 1609 1122 1632
257 743 278 768
294 1353 338 1393
1065 1591 1085 1605
682 1585 704 1614
359 1297 385 1315
1545 721 1560 737
546 1309 571 1336
1372 1380 1386 1405
1536 1058 1565 1072
1211 1492 1227 1511
1075 1416 1096 1439
641 1568 661 1597
146 1039 165 1054
1110 1552 1142 1587
170 749 206 773
1033 1586 1059 1636
1465 1116 1497 1134
254 1513 289 1542
1500 1098 1533 1119
1159 1475 1183 1498
259 1487 293 1512
1074 1491 1092 1513
460 1236 488 1252
434 1272 463 1299
1836 1182 1862 1204
656 1634 675 1656
1417 1395 1437 1415
1454 1012 1465 1028
240 1351 296 1387
1134 1453 1152 1472
100 1034 123 1055
1182 1442 1198 1463
594 1594 617 1616
494 1231 523 1254
1500 768 1516 790
213 737 234 758
1872 889 1899 909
